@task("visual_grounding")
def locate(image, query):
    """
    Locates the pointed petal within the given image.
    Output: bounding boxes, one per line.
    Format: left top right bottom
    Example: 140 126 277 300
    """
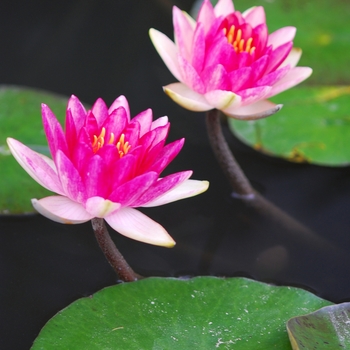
42 103 68 158
197 0 216 32
214 0 234 17
149 28 183 82
173 6 195 61
102 106 128 143
6 138 64 195
266 67 313 98
105 207 175 247
85 197 121 218
279 47 302 68
151 116 168 130
67 95 87 132
91 98 109 127
150 138 185 174
109 172 158 206
108 95 130 121
143 179 209 207
268 26 296 48
132 108 153 137
228 66 251 91
224 100 282 120
163 83 213 111
242 6 266 27
134 170 192 206
32 196 93 224
191 23 205 73
204 90 242 110
256 64 290 87
265 41 293 74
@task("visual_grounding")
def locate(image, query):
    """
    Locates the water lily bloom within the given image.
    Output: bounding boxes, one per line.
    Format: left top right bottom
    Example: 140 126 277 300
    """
149 0 312 119
7 95 209 247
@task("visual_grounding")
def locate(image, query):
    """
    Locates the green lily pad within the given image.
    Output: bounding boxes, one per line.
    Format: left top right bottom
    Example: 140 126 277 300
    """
31 277 332 349
228 86 350 166
287 302 350 349
0 86 68 215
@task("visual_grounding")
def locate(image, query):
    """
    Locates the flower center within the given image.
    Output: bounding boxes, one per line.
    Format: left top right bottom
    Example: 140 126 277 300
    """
223 25 255 54
92 127 131 157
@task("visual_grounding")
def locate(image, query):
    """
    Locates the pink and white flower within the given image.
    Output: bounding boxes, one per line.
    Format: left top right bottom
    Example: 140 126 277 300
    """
149 0 312 119
7 95 209 247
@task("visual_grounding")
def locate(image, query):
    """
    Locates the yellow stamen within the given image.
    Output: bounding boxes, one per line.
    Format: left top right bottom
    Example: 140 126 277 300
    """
224 26 255 55
227 25 235 44
116 133 131 158
92 127 106 153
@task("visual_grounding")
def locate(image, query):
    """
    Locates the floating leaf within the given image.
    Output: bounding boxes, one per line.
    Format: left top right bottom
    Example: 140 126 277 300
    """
31 277 331 349
287 302 350 349
228 86 350 166
0 86 68 215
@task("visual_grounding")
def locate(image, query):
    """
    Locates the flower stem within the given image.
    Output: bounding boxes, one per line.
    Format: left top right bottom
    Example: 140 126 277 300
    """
205 108 335 251
91 218 141 282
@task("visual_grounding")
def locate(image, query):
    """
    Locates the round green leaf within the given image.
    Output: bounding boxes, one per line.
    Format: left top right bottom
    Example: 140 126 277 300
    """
228 86 350 166
287 302 350 349
31 277 332 349
0 86 68 215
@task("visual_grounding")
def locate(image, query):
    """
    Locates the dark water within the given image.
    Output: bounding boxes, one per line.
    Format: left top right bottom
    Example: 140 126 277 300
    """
1 1 350 348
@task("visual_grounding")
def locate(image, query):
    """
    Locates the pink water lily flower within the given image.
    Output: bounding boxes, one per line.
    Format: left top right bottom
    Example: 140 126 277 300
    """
7 95 209 247
149 0 312 119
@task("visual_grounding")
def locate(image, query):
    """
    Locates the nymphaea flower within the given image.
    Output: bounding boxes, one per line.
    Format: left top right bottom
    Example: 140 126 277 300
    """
149 0 312 119
7 95 209 247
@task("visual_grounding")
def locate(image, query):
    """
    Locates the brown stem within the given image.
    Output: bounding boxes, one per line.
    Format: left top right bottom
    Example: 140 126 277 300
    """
91 218 141 282
205 108 337 252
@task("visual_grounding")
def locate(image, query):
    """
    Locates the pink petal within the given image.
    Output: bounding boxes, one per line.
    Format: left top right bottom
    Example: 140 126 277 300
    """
149 29 183 82
201 64 229 91
91 98 109 127
7 138 64 195
151 116 168 130
266 67 313 98
265 41 293 74
279 47 302 68
268 26 296 49
109 153 136 188
237 85 272 106
102 106 128 144
256 64 290 87
85 197 121 218
133 170 192 206
204 90 242 110
42 104 68 159
55 150 86 203
109 172 158 206
250 55 269 83
214 0 235 17
65 109 77 152
224 100 282 120
228 66 251 92
173 6 195 61
132 108 153 137
197 0 216 33
32 196 93 224
191 23 206 73
163 83 213 111
242 6 266 27
67 95 87 132
105 207 175 247
108 95 130 121
142 179 210 207
178 55 205 93
149 138 185 175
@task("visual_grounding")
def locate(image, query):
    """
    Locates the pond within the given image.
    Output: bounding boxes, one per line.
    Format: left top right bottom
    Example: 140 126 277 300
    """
0 0 349 348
